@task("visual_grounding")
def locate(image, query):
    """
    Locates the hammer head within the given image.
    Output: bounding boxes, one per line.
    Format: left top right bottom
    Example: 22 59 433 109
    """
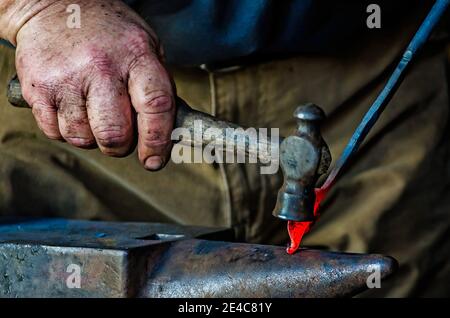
273 103 331 222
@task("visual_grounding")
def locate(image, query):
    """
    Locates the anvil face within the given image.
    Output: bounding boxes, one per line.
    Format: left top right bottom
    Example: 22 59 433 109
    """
0 218 397 298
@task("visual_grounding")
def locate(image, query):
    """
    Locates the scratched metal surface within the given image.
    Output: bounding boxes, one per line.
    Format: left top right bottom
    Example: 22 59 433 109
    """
0 217 234 249
0 218 233 297
140 239 397 298
0 218 397 298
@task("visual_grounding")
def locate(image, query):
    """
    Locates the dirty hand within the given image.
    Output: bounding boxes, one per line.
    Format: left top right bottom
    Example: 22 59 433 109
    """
0 0 175 170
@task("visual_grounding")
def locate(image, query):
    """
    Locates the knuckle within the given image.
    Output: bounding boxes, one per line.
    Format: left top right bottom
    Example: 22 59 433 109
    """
32 102 55 116
127 29 153 58
140 93 173 114
94 126 130 149
58 93 85 113
23 80 54 105
141 133 171 149
85 50 115 77
32 103 59 131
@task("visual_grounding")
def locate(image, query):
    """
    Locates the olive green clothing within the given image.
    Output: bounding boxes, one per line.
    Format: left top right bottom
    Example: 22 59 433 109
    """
1 9 449 296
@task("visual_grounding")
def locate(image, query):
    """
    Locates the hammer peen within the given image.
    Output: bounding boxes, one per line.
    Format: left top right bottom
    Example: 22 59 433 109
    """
7 76 331 222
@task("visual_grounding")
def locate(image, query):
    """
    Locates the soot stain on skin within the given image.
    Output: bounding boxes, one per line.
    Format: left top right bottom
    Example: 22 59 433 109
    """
145 130 163 142
61 107 89 136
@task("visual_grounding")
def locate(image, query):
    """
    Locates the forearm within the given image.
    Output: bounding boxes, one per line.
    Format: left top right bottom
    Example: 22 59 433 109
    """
0 0 58 45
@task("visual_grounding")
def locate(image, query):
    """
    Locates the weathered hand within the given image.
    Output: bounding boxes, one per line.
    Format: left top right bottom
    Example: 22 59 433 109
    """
1 0 175 170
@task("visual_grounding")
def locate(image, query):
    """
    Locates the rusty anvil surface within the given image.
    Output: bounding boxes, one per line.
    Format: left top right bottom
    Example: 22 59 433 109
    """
0 218 397 298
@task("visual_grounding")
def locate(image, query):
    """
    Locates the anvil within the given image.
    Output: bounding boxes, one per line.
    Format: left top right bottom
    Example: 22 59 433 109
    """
0 218 397 298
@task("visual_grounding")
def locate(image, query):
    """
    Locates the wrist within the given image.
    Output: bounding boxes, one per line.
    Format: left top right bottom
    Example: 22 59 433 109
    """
0 0 58 45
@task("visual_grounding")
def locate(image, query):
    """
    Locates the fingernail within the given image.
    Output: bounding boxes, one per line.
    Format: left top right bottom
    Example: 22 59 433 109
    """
145 156 163 171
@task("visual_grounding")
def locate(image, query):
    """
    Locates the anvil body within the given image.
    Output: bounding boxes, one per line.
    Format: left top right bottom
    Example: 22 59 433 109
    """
0 218 397 297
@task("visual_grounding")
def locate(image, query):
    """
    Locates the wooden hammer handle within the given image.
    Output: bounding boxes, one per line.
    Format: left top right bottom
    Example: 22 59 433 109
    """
7 76 279 163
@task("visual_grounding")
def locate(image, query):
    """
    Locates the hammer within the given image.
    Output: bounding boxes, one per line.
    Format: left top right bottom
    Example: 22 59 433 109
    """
6 77 331 223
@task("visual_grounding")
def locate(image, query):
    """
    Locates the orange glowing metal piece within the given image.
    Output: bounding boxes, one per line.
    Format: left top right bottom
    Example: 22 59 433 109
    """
286 188 328 254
